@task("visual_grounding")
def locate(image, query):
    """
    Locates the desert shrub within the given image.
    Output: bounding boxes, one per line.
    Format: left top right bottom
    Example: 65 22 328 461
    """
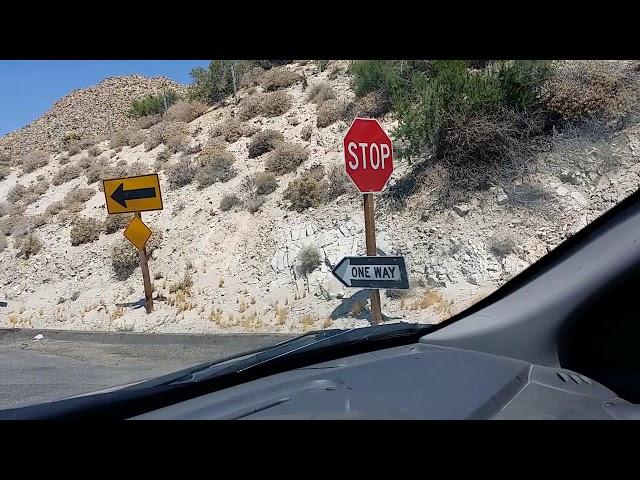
296 245 321 276
163 121 190 153
437 109 544 192
67 142 82 155
265 143 309 175
210 117 247 143
248 129 284 158
75 155 96 171
0 235 6 252
219 194 241 211
64 187 95 206
315 60 330 72
110 231 162 280
0 164 10 180
103 213 133 234
260 67 301 91
254 172 278 194
317 99 346 128
135 114 162 130
306 82 336 104
45 201 65 216
29 178 49 195
0 153 11 166
284 173 328 212
326 164 349 199
188 60 251 104
239 91 292 120
110 128 145 149
70 216 101 246
245 195 265 213
58 155 71 165
488 234 516 258
544 60 639 124
20 152 49 173
7 184 27 203
88 145 101 157
18 233 42 259
144 124 164 151
156 149 171 163
128 161 151 177
85 158 108 184
10 214 46 239
52 164 82 185
166 157 196 188
195 152 236 188
300 124 313 141
343 91 391 122
164 100 208 123
0 213 22 236
240 66 265 88
129 90 178 117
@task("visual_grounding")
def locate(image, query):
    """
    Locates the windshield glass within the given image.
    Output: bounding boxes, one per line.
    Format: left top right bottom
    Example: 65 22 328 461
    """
1 59 639 409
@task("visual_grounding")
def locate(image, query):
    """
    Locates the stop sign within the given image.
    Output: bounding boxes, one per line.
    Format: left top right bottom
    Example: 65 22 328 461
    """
343 117 393 193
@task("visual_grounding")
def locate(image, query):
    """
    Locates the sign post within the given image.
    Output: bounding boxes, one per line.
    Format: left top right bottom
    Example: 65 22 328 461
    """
103 174 163 315
343 118 395 325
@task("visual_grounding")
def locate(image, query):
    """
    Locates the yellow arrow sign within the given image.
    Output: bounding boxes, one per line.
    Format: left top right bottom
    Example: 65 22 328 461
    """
123 215 152 251
103 174 163 214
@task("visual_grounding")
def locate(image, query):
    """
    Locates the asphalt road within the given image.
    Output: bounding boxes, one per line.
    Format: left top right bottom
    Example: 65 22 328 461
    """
0 328 293 410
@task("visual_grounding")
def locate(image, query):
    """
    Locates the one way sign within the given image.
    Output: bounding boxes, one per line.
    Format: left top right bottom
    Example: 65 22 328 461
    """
332 256 409 290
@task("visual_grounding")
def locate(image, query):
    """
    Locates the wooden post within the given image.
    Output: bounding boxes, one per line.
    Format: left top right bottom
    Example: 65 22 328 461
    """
135 212 154 314
363 193 383 325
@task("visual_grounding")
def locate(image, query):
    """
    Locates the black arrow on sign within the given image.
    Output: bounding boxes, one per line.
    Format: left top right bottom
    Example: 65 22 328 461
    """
332 256 409 290
111 183 156 208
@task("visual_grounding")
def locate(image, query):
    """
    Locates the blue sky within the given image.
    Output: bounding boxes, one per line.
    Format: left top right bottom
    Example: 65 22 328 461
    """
0 60 210 137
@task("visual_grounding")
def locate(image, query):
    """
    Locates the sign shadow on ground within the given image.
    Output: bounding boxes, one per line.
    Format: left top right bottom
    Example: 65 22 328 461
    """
330 289 402 325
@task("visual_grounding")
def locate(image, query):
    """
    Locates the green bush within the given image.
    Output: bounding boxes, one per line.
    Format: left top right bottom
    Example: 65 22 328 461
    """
248 130 284 158
129 90 178 117
188 60 249 104
195 152 236 188
70 216 101 246
390 60 552 158
296 245 321 276
18 233 42 259
219 194 240 211
265 143 309 175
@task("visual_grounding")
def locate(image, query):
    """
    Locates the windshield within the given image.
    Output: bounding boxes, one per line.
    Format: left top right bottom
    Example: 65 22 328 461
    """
1 59 639 410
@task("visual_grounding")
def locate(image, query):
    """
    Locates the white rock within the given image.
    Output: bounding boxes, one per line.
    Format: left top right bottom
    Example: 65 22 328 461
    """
34 334 44 340
570 191 587 206
453 204 471 217
496 193 509 205
556 186 569 197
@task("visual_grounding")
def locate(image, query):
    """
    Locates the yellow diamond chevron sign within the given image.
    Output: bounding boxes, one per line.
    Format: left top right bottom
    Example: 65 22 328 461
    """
103 174 163 214
123 215 152 251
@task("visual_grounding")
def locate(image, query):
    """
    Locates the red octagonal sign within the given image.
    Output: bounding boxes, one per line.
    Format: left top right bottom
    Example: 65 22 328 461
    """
343 117 394 193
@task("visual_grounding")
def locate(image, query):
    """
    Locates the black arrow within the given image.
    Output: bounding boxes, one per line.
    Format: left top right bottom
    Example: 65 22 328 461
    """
111 183 156 208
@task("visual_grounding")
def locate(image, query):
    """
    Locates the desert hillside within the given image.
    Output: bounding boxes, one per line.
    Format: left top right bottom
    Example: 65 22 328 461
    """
1 60 639 334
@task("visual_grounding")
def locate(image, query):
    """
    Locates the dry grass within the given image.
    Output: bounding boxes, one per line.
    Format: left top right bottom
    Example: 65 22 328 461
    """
407 290 453 317
301 313 316 329
276 307 288 325
218 278 225 288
